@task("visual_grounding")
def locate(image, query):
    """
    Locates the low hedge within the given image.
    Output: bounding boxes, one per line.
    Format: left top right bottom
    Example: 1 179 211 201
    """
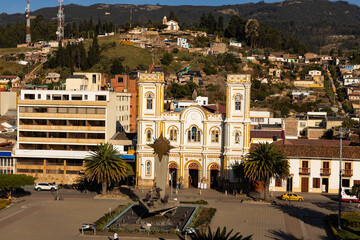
94 203 132 231
327 213 360 240
0 199 10 210
180 200 208 205
188 207 216 228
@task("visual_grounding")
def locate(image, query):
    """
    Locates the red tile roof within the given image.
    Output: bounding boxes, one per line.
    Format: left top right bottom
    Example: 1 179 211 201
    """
250 130 283 139
275 139 351 146
203 104 226 114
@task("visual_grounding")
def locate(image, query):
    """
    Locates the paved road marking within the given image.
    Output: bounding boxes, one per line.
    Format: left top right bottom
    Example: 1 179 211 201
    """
0 208 26 222
0 206 41 229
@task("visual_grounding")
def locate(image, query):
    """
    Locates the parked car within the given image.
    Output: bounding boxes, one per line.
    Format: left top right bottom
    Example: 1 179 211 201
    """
0 190 8 199
34 182 58 192
281 193 304 202
341 190 359 203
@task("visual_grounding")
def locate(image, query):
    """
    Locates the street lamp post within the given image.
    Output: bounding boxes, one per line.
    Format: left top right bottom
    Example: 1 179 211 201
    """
141 164 144 193
338 127 344 229
170 171 175 200
55 168 60 201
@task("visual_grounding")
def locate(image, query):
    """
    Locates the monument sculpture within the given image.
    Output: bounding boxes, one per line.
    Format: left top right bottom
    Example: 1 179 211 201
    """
148 133 174 199
102 134 197 233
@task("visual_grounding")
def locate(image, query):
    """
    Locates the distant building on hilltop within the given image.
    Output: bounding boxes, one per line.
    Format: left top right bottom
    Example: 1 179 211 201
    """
162 16 180 31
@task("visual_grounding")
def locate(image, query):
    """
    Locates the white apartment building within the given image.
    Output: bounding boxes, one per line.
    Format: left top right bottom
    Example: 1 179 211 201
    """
66 72 104 91
177 38 189 48
171 96 209 111
229 40 242 48
308 70 322 76
14 90 131 183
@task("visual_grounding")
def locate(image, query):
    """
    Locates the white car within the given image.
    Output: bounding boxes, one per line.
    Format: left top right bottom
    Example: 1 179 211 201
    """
34 182 58 192
341 190 359 203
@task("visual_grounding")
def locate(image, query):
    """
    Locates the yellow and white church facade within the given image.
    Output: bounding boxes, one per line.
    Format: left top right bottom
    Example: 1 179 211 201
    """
136 73 251 189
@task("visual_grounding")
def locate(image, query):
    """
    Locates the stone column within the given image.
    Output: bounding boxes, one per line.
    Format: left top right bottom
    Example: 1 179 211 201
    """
154 154 169 199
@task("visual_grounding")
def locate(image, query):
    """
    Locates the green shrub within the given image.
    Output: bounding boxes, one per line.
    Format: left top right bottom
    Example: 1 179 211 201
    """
161 52 174 65
203 63 217 75
94 203 132 231
0 199 10 210
180 200 208 205
188 207 217 228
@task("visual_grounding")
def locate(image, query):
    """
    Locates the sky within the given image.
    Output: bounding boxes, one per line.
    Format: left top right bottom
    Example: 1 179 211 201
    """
1 0 359 14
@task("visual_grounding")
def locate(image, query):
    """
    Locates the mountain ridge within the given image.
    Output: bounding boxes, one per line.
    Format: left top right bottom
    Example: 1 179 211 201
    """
1 0 359 50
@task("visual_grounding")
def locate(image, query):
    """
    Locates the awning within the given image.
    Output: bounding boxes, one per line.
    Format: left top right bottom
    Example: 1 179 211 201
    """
120 155 135 160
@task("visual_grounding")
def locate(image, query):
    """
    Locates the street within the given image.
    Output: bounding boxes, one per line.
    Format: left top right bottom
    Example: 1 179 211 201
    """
0 188 359 240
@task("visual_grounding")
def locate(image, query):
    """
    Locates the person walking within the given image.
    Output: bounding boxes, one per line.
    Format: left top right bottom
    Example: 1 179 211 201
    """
113 232 118 240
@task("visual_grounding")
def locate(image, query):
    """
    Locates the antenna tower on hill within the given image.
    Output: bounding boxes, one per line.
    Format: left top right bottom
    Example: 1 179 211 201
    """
25 0 31 45
57 0 65 42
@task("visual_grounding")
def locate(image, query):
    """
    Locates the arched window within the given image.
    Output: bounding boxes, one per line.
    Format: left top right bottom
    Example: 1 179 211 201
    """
188 126 201 142
211 130 219 143
146 130 152 142
170 129 177 141
145 161 151 176
235 95 241 111
235 132 241 144
146 94 153 110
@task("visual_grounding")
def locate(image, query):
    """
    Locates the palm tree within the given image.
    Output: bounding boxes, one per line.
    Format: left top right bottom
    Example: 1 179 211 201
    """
243 142 289 201
178 226 252 240
84 143 133 194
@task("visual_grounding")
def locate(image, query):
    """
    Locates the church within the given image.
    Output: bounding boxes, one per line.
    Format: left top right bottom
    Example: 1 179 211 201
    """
136 73 251 189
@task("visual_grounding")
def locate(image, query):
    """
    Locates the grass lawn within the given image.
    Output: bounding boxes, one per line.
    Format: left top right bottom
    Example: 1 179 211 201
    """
0 59 26 75
84 34 152 69
103 44 152 70
0 47 33 55
328 213 360 239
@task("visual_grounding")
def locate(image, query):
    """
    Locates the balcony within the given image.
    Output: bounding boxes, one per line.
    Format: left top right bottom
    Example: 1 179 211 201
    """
320 168 331 176
19 125 105 132
342 169 353 177
19 137 104 145
19 112 105 120
299 167 311 175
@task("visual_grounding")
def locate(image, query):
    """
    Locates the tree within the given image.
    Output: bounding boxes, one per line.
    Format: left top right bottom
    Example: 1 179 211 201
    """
84 143 133 194
146 18 153 28
0 174 35 197
217 16 224 35
341 119 360 128
206 13 217 34
351 184 360 198
178 226 252 240
243 142 289 201
110 58 125 75
203 62 217 75
88 36 100 67
161 52 173 65
245 19 259 48
168 10 180 23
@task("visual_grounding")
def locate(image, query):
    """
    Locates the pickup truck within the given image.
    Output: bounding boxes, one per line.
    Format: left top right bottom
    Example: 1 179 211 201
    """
341 190 360 203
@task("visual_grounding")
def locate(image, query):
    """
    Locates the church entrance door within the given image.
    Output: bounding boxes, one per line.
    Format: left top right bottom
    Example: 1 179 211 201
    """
188 163 199 188
169 163 177 188
210 165 219 189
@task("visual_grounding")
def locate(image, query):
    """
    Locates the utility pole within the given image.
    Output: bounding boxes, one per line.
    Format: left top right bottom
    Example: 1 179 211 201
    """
57 0 65 42
25 0 31 45
141 164 144 193
338 127 344 229
129 8 132 28
170 171 175 200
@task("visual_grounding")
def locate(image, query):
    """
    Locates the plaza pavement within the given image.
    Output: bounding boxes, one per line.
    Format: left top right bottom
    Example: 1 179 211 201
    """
0 187 357 240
